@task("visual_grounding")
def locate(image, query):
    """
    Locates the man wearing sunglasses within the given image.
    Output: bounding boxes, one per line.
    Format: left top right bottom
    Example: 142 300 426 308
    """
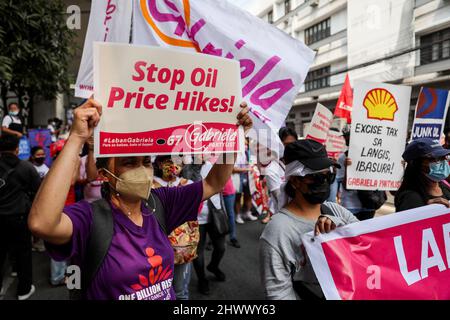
259 139 359 300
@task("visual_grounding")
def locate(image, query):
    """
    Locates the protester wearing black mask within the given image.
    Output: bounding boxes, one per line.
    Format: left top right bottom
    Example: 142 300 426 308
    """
259 139 359 300
30 146 49 180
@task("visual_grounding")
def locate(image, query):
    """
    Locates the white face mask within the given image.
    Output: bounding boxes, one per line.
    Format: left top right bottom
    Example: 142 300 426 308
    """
104 166 153 201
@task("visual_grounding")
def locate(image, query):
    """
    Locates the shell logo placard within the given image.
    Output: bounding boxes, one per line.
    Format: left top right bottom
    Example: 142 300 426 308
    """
363 88 398 121
347 80 411 191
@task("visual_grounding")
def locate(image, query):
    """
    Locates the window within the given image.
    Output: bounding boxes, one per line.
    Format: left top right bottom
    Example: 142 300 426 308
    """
420 27 450 65
284 0 291 15
300 112 310 118
304 66 330 92
304 18 331 45
267 10 273 23
286 122 296 133
289 113 296 119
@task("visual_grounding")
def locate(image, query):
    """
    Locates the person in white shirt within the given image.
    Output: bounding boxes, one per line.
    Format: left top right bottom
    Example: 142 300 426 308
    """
257 144 285 224
2 103 23 138
47 118 60 143
233 140 256 224
260 160 285 223
29 146 49 179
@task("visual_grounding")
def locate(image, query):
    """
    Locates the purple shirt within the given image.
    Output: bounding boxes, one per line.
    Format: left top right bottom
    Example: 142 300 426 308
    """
46 181 203 300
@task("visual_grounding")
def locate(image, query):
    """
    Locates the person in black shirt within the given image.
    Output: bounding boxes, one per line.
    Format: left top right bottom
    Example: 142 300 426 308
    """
395 138 450 212
0 135 41 300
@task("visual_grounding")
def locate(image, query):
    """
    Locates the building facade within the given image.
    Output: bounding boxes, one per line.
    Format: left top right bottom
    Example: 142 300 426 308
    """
250 0 450 136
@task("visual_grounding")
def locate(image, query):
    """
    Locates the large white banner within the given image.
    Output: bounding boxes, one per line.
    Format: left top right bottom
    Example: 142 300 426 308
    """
132 0 315 152
75 0 132 98
302 205 450 300
347 81 411 191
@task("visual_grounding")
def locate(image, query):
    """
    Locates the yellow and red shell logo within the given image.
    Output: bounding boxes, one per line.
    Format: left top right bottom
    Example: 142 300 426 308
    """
363 88 398 121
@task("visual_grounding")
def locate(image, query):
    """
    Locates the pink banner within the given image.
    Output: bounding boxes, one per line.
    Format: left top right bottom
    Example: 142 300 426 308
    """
302 205 450 300
99 122 239 155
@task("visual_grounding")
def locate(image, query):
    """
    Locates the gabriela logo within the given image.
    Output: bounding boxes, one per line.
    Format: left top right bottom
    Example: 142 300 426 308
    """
363 88 398 121
139 0 200 51
184 123 237 151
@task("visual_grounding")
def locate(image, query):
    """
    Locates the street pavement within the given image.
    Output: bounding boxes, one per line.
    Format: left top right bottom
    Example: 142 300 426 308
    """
1 217 267 300
1 204 394 300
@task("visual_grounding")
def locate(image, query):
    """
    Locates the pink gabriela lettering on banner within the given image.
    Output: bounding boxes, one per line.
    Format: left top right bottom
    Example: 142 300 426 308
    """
99 122 239 154
103 0 117 41
321 213 450 300
141 0 296 119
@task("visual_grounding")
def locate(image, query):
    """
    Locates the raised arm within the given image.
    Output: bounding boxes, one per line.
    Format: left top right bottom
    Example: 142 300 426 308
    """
232 166 251 174
86 136 99 182
202 103 252 201
28 99 102 245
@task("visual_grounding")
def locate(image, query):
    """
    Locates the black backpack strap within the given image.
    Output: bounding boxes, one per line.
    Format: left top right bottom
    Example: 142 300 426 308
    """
149 193 168 235
82 199 114 295
320 203 336 217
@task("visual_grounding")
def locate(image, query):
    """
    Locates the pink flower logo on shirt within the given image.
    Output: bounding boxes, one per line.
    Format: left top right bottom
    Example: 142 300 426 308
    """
145 247 163 268
130 247 172 291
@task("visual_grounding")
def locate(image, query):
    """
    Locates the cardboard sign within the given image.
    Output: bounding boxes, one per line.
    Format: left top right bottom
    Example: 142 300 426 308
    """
305 104 333 144
302 204 450 300
93 43 244 157
411 87 450 141
347 81 411 190
326 130 347 160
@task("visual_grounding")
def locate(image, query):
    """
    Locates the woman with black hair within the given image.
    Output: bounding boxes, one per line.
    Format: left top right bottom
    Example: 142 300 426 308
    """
395 138 450 211
278 127 298 147
28 98 253 300
259 139 358 300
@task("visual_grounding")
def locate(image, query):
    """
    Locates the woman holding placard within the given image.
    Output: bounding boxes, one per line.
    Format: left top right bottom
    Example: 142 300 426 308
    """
27 98 252 300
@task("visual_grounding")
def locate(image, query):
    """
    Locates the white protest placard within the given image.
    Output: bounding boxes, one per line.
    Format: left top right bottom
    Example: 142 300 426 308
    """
302 204 450 300
305 103 333 144
326 130 346 160
93 43 243 157
347 81 411 190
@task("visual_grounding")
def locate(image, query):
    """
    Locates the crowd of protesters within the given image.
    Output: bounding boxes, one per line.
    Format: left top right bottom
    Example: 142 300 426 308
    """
1 98 450 301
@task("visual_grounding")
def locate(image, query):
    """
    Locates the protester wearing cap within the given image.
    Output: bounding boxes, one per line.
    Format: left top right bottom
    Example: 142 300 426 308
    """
395 138 450 212
259 139 358 300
